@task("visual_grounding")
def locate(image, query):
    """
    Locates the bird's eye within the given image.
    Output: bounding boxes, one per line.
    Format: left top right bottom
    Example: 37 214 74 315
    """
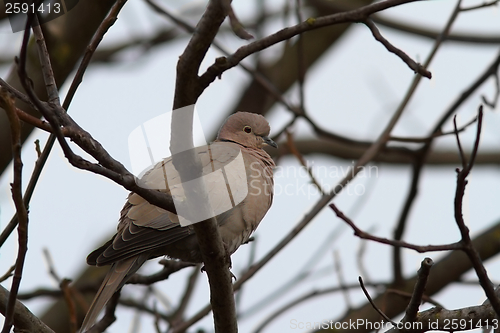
243 126 252 133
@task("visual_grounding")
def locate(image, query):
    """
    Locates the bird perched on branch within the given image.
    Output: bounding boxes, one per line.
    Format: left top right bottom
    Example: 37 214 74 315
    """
81 112 277 332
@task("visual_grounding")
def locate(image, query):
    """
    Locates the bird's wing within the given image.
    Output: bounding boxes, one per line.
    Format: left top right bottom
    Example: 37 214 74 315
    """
89 143 245 266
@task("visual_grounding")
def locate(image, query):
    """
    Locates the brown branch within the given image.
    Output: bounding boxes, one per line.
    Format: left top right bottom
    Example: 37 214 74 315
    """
359 276 396 325
0 0 131 250
460 0 500 11
335 219 500 333
392 160 422 285
312 0 500 45
386 289 444 308
364 18 431 78
17 32 179 218
482 71 499 109
387 0 462 288
295 0 306 111
170 265 201 326
145 0 303 119
167 0 241 331
0 77 34 108
329 203 463 252
389 115 478 143
252 281 386 333
174 2 458 330
0 265 15 284
222 0 254 40
0 285 54 333
14 106 56 133
199 0 423 91
126 260 195 285
87 290 121 333
63 0 128 111
60 279 78 333
452 107 500 317
118 296 170 322
42 248 78 333
0 88 29 333
402 258 433 324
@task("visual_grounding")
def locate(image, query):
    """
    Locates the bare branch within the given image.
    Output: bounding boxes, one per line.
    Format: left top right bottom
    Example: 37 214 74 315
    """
0 285 54 333
127 260 195 286
199 0 424 90
330 203 463 252
452 107 500 317
363 18 431 78
87 291 120 333
359 276 397 326
460 0 500 11
222 0 254 40
482 72 500 109
402 258 433 324
0 265 15 284
0 88 29 333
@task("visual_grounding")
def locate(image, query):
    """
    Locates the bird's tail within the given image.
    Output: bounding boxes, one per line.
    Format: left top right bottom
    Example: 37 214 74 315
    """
80 254 148 332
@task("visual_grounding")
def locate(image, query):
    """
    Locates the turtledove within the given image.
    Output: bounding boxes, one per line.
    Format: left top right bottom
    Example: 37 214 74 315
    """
80 112 277 332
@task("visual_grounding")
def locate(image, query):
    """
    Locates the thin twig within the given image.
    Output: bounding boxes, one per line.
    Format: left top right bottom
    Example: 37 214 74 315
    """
221 0 254 40
0 88 29 333
169 265 201 326
252 281 386 333
460 0 500 11
127 260 195 285
454 115 467 169
199 0 423 90
330 203 463 252
389 116 478 143
0 265 15 283
386 288 444 308
145 0 304 126
481 71 500 109
391 0 462 287
364 19 431 78
42 248 78 332
359 276 397 326
63 0 128 110
452 106 500 317
61 279 78 333
295 0 306 110
43 248 62 283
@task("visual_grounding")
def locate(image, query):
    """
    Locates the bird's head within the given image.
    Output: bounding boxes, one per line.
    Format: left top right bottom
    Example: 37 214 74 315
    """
217 112 278 149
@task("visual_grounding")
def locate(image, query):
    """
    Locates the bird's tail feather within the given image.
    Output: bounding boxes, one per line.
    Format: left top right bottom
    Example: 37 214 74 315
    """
80 254 148 332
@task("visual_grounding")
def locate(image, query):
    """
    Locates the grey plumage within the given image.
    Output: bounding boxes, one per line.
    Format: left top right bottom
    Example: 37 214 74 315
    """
80 112 276 332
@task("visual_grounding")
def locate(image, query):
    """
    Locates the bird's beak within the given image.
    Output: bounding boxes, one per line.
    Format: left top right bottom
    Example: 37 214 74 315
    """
262 136 278 148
